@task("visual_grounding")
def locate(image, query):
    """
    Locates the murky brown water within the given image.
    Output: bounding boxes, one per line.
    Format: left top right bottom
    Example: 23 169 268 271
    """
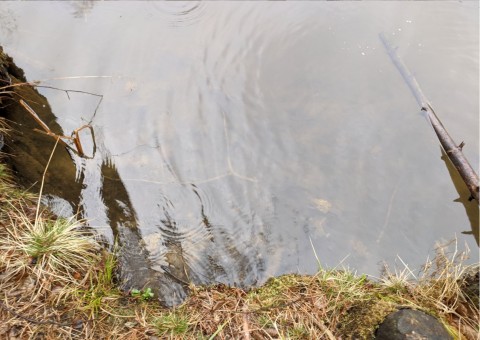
1 1 478 305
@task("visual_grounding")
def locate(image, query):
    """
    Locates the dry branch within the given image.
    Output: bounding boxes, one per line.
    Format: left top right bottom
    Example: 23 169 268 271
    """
19 99 94 158
380 33 479 204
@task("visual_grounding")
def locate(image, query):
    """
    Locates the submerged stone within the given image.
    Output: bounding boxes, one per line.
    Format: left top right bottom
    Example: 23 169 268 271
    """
376 308 452 340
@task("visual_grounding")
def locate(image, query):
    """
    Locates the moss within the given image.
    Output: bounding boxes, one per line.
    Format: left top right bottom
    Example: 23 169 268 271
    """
337 300 397 339
247 274 304 304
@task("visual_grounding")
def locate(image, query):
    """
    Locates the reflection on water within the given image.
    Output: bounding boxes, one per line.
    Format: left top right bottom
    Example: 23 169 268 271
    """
1 2 478 305
2 68 84 212
69 1 96 19
440 148 479 246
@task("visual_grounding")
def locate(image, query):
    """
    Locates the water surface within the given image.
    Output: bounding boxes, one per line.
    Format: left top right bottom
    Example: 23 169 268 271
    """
1 1 478 305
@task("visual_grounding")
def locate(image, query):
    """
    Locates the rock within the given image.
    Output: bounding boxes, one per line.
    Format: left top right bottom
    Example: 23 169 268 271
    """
376 308 452 340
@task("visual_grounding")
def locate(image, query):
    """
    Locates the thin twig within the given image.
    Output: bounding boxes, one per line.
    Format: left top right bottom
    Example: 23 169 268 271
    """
34 137 60 228
19 99 94 158
19 99 51 134
5 79 104 127
35 85 103 99
377 179 400 243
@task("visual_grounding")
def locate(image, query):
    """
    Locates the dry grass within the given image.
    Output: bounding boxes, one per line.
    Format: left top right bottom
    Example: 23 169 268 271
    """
379 242 479 339
0 115 478 338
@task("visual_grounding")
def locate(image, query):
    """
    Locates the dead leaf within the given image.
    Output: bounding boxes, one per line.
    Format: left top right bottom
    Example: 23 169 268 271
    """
312 198 332 213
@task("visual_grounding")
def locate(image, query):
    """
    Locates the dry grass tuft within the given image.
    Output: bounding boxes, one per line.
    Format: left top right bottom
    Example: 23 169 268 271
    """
0 209 101 290
415 243 478 338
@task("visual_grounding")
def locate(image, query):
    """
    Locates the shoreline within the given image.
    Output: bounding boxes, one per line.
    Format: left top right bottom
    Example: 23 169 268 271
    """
0 157 478 338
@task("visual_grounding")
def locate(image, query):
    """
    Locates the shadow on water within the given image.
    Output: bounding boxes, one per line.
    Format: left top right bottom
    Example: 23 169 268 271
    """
0 49 84 211
100 159 189 305
1 49 263 304
99 159 266 305
1 50 188 304
440 147 479 246
98 157 267 304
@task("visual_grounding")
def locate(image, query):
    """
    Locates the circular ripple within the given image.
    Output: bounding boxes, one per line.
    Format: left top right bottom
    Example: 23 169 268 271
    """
148 2 208 28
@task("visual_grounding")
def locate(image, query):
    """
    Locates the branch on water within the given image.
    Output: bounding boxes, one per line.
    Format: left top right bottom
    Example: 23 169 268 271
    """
379 33 479 204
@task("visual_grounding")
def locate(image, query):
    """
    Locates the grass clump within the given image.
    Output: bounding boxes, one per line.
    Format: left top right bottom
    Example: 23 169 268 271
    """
73 251 120 317
154 312 189 337
0 151 113 337
8 214 100 283
380 242 480 339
